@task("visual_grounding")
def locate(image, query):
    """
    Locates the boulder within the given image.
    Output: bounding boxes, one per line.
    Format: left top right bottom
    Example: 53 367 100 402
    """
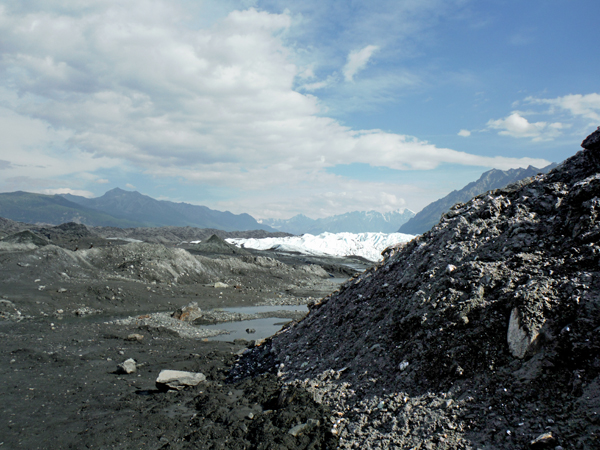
172 302 203 322
116 358 137 374
156 370 206 391
507 308 540 359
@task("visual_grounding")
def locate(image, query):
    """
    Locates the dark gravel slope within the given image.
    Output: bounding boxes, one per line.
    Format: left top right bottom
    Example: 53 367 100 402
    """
235 128 600 449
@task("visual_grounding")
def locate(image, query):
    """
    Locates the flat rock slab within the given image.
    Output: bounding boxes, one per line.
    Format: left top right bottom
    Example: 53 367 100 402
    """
156 370 206 391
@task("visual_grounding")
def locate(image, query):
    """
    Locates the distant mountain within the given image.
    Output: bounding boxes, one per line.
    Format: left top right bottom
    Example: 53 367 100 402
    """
62 188 273 231
259 209 415 235
0 188 274 231
399 164 557 235
0 191 140 227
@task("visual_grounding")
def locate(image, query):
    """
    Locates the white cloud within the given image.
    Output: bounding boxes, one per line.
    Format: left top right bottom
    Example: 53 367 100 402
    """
486 112 565 141
527 93 600 123
0 2 549 217
125 184 136 190
42 188 94 197
343 45 379 82
0 103 120 193
458 129 471 137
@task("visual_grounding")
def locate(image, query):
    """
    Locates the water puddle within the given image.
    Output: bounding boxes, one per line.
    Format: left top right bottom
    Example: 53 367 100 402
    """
205 305 308 341
221 305 308 314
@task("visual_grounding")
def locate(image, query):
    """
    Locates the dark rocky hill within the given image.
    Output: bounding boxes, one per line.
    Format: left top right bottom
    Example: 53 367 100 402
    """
234 128 600 449
400 164 556 235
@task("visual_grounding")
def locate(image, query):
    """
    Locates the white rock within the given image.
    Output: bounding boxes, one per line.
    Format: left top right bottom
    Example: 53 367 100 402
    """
117 358 137 374
156 370 206 390
507 308 539 358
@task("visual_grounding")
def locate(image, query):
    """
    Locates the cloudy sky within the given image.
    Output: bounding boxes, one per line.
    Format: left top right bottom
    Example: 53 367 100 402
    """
1 0 598 219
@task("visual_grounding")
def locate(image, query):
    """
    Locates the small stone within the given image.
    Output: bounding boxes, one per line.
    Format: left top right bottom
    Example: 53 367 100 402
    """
530 432 557 449
214 282 229 288
446 264 456 273
57 288 67 293
288 420 319 437
156 370 206 391
288 423 309 437
399 360 409 371
116 358 137 374
126 333 144 341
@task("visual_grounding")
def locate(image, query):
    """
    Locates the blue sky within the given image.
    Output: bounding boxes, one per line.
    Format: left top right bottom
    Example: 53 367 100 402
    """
0 0 598 219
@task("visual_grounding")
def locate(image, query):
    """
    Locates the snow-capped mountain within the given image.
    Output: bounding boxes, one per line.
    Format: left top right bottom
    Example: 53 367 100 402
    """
259 209 415 235
226 232 415 262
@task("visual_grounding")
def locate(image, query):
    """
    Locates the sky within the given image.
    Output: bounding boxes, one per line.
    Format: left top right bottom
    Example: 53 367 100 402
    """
1 0 599 220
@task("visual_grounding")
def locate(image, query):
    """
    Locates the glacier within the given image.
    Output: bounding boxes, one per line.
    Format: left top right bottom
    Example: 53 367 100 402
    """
226 232 415 262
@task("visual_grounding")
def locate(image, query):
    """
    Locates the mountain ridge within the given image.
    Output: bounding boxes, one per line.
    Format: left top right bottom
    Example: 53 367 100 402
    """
63 187 270 231
399 164 557 235
260 208 415 234
0 188 274 231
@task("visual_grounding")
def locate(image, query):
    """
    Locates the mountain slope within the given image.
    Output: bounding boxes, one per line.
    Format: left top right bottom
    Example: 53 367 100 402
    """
399 164 556 235
261 209 415 234
0 191 140 227
63 188 274 231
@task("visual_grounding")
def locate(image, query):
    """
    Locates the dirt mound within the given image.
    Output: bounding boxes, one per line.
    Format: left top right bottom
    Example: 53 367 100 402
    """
82 242 216 284
1 229 49 246
191 234 250 255
234 129 600 449
0 217 29 238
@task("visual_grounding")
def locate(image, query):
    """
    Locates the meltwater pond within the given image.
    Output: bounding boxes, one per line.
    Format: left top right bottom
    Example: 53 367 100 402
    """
205 305 309 342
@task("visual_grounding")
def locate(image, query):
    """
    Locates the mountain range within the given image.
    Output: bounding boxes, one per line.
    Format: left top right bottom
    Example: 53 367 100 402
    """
0 188 273 232
0 163 556 234
258 209 415 235
398 164 557 235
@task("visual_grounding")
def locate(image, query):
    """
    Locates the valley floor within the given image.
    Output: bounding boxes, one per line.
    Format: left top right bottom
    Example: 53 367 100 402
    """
0 239 361 449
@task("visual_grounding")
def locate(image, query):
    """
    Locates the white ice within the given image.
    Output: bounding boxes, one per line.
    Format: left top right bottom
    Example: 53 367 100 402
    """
226 232 415 262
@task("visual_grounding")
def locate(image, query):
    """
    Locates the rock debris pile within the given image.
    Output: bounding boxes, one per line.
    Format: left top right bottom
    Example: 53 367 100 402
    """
233 128 600 449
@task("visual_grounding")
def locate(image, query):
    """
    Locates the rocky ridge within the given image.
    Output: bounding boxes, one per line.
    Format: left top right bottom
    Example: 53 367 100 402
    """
233 128 600 449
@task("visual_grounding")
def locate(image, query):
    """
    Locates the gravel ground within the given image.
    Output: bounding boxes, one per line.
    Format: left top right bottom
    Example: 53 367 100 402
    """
0 227 358 449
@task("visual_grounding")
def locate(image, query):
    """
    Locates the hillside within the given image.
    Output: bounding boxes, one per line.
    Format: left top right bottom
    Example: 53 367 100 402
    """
234 128 600 449
0 188 274 231
64 188 271 231
399 164 556 235
0 191 140 227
